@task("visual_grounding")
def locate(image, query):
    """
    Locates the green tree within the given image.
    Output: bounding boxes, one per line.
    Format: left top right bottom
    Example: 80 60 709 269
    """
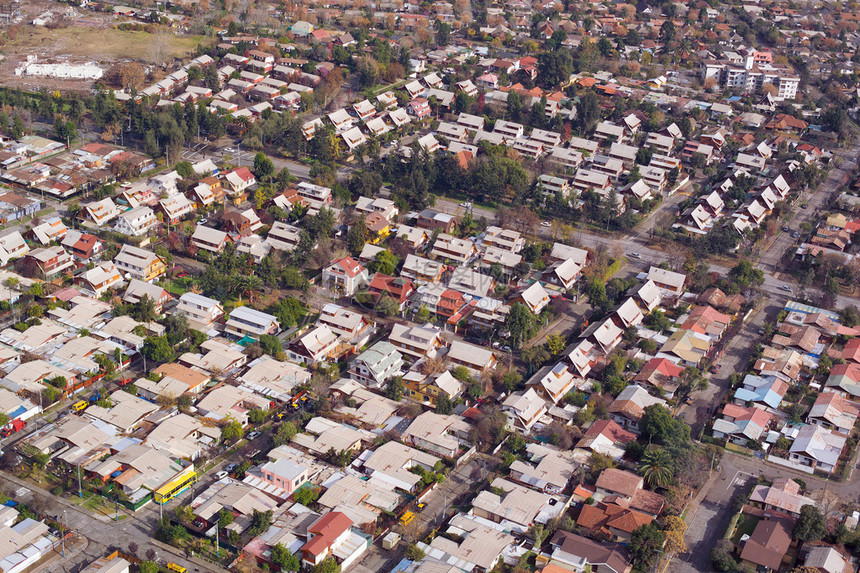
825 277 841 301
436 393 453 414
547 332 566 355
794 505 826 542
175 160 193 178
271 543 301 571
628 523 665 571
639 448 674 487
141 336 175 364
435 21 451 45
293 486 320 506
370 250 399 275
385 376 404 401
728 259 764 287
506 303 536 347
405 544 425 560
347 216 368 255
660 20 676 43
310 557 341 573
218 508 234 528
140 562 159 573
274 422 297 446
576 92 600 133
221 418 244 444
248 409 266 424
254 152 275 180
641 404 689 448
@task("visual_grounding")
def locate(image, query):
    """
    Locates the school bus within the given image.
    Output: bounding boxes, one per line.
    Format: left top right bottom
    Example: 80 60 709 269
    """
167 563 187 573
72 400 88 413
153 468 197 505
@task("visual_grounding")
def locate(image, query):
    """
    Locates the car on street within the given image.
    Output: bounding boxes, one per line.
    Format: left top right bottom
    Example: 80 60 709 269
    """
540 221 551 227
247 431 261 440
500 345 512 352
782 226 790 232
792 232 799 238
780 285 792 292
225 463 238 473
224 147 235 153
459 202 472 208
215 471 228 480
629 252 641 258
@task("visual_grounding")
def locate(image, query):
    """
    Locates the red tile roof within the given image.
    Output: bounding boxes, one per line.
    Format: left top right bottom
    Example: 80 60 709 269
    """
303 512 352 557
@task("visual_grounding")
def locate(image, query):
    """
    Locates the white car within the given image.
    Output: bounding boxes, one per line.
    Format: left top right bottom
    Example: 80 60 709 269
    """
629 252 641 259
540 221 551 227
780 285 792 292
224 147 235 153
215 471 228 480
247 431 261 440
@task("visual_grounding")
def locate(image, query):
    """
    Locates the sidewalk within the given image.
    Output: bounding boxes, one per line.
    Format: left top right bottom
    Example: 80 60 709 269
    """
1 471 114 523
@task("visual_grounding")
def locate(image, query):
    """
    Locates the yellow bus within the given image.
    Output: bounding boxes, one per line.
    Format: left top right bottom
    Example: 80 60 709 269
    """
167 563 187 573
153 469 197 505
399 511 415 526
72 400 87 413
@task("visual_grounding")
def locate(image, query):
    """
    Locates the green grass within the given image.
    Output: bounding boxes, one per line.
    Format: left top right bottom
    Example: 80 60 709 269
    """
731 514 760 544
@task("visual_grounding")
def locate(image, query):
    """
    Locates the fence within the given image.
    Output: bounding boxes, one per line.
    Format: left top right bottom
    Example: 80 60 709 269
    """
765 455 814 474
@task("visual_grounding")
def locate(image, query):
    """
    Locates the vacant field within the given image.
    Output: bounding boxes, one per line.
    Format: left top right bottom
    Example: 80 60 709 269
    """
7 25 205 62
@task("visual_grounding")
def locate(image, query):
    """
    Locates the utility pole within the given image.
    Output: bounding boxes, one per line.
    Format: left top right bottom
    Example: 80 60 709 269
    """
216 522 220 557
77 464 82 497
61 509 66 557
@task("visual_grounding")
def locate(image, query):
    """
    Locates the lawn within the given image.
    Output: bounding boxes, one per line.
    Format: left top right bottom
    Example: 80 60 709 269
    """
9 26 206 62
732 513 761 544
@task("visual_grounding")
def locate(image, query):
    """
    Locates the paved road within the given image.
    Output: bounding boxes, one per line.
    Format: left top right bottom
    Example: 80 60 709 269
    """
0 471 230 573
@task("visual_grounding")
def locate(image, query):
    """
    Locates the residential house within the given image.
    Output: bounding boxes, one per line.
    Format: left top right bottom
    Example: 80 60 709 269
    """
225 307 279 339
608 385 665 433
113 206 158 237
502 388 548 433
402 370 463 409
447 339 497 375
322 257 369 296
733 374 788 412
76 262 123 298
575 420 636 461
547 531 632 573
175 292 224 332
123 279 172 312
514 282 551 314
739 518 793 572
712 404 772 445
749 478 815 518
192 226 231 254
348 341 403 389
287 325 339 365
789 424 846 473
23 246 74 279
529 363 577 405
808 392 860 434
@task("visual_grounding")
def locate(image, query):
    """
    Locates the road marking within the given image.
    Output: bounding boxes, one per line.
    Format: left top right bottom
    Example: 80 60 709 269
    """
728 470 755 488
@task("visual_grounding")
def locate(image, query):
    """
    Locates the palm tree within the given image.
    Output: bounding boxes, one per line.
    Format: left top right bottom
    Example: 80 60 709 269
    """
639 448 674 488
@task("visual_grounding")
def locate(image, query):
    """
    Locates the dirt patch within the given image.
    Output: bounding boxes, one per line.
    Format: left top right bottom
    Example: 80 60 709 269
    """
0 14 205 91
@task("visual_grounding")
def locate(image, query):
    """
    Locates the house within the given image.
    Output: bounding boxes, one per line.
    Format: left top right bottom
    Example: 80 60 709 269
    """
123 279 172 312
429 234 476 264
635 358 684 398
191 226 230 254
502 388 548 433
361 441 440 493
23 246 74 279
482 226 525 253
221 209 262 236
266 222 302 252
355 197 398 221
514 282 551 314
76 261 123 298
608 385 665 433
448 267 494 298
789 424 846 473
0 231 28 265
749 478 815 518
529 363 577 405
646 266 686 296
420 514 515 572
712 404 772 445
594 121 626 144
402 370 464 409
546 257 582 290
613 298 644 329
322 257 369 296
416 209 455 233
159 194 194 224
681 305 732 339
341 127 368 151
808 392 860 434
472 477 560 533
801 546 854 573
385 323 442 361
225 306 279 339
366 273 414 312
287 325 339 365
348 341 403 389
113 206 158 237
575 419 636 460
223 167 256 196
401 254 444 283
317 303 373 345
509 442 578 494
547 531 632 573
300 512 367 568
30 217 67 245
83 198 120 226
175 292 224 332
825 363 860 397
447 339 497 375
739 518 793 572
733 374 788 411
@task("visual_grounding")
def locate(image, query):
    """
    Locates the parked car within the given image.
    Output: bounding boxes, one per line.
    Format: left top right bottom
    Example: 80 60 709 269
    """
540 221 551 227
629 252 641 259
780 285 792 292
247 431 261 440
224 463 238 473
215 471 228 480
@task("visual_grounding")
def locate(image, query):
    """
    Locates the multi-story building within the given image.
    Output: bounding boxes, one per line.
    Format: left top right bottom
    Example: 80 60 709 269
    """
113 245 167 282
